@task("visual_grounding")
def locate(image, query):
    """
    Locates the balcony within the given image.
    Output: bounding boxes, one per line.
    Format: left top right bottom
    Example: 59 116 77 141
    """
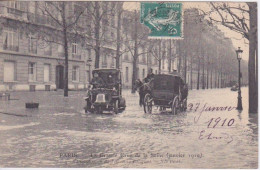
28 48 37 54
102 63 108 68
27 12 58 27
72 54 81 60
58 52 65 58
44 50 52 56
7 8 22 16
3 44 19 52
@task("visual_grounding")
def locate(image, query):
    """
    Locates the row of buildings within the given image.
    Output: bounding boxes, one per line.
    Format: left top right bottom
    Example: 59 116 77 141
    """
0 1 243 92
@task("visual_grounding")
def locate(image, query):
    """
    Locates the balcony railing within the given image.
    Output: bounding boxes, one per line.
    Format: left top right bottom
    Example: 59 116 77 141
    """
27 12 58 27
58 52 65 58
28 47 37 54
72 54 81 60
3 44 19 52
44 50 52 56
102 63 107 68
7 8 22 16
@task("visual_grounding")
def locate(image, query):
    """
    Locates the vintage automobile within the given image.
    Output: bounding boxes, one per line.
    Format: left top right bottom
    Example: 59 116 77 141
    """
142 73 188 114
84 69 126 114
231 85 238 91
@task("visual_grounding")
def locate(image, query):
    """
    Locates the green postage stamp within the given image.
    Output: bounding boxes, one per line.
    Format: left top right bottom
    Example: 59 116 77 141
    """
140 2 183 39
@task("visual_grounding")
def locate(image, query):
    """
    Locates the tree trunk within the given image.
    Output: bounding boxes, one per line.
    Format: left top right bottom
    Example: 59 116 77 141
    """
116 9 122 69
184 52 187 83
197 57 200 90
131 10 138 93
168 40 172 73
202 55 205 89
248 3 258 113
206 56 209 89
62 2 69 97
94 2 101 69
190 57 193 90
210 66 213 89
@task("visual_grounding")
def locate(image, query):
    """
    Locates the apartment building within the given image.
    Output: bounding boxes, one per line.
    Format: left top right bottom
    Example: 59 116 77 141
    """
0 1 86 91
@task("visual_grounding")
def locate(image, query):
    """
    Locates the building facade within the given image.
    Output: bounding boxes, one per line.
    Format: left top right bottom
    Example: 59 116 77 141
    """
0 1 85 91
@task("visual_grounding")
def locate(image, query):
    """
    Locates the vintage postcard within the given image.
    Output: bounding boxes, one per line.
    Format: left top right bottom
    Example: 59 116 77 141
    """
0 1 258 169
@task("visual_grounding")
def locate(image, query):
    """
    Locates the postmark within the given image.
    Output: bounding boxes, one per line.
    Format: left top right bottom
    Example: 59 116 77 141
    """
141 2 183 39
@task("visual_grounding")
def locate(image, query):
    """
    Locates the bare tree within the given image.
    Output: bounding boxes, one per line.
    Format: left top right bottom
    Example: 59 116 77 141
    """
36 2 85 97
207 2 257 113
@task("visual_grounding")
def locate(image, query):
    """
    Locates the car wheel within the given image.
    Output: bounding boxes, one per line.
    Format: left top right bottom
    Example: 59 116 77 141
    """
114 100 119 114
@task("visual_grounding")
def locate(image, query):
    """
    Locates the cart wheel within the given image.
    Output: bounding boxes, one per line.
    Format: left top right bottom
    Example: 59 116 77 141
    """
144 93 152 114
171 96 179 115
114 100 119 114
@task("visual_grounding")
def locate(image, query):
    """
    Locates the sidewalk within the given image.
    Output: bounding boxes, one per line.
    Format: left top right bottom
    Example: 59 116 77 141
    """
0 89 135 117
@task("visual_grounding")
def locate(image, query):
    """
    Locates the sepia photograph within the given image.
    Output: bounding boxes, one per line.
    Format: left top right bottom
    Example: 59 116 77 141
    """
0 0 258 168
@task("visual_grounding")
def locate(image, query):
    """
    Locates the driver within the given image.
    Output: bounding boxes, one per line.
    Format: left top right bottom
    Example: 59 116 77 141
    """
144 68 155 83
90 73 104 88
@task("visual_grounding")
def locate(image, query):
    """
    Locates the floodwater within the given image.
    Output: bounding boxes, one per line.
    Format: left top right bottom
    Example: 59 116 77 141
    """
0 87 258 168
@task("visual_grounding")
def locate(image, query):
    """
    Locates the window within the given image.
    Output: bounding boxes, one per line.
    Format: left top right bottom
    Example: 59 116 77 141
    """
72 42 78 54
9 1 20 9
142 69 145 79
136 68 139 79
3 29 19 51
111 31 114 38
126 67 129 82
102 55 107 67
28 35 37 54
72 66 79 82
28 62 37 82
162 59 165 69
111 57 115 68
142 54 146 63
44 64 51 82
124 54 129 61
111 16 115 27
43 41 52 56
4 61 16 82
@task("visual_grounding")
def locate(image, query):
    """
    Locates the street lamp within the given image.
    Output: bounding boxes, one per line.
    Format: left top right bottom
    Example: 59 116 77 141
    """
236 47 243 110
87 56 92 84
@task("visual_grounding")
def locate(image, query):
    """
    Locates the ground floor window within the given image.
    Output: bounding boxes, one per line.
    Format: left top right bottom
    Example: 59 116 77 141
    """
72 66 79 82
44 64 51 82
4 61 16 82
28 62 37 82
126 67 129 82
142 68 145 79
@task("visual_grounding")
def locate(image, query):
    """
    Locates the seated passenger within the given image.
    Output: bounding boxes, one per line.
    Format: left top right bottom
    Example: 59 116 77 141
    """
91 73 104 88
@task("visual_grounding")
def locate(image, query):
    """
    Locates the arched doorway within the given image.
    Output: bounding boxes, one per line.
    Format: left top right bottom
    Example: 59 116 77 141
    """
56 65 64 89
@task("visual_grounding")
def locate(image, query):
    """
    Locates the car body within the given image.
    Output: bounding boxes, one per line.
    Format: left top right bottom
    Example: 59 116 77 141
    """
84 69 126 114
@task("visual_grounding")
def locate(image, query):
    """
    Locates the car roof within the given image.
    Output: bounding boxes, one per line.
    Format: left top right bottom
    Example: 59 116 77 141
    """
93 68 120 73
154 73 182 78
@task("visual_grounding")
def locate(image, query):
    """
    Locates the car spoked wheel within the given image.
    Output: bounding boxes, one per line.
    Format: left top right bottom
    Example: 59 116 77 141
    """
114 100 119 114
144 93 152 114
171 97 179 115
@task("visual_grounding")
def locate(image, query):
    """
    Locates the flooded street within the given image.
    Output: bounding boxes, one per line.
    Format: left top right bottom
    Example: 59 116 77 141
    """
0 87 258 168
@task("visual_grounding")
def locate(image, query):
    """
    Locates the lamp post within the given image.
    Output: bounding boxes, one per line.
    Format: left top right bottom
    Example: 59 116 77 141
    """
87 56 92 84
236 47 243 110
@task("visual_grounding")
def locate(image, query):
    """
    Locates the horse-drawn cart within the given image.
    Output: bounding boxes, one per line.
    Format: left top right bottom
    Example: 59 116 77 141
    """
142 74 188 114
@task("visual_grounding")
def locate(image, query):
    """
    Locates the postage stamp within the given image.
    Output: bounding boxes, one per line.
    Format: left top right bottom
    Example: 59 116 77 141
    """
141 2 183 39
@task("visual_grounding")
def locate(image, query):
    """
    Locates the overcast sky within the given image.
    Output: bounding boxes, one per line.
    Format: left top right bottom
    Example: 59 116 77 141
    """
123 2 249 61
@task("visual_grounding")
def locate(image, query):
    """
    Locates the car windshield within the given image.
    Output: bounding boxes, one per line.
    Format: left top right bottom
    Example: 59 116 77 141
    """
92 70 119 88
